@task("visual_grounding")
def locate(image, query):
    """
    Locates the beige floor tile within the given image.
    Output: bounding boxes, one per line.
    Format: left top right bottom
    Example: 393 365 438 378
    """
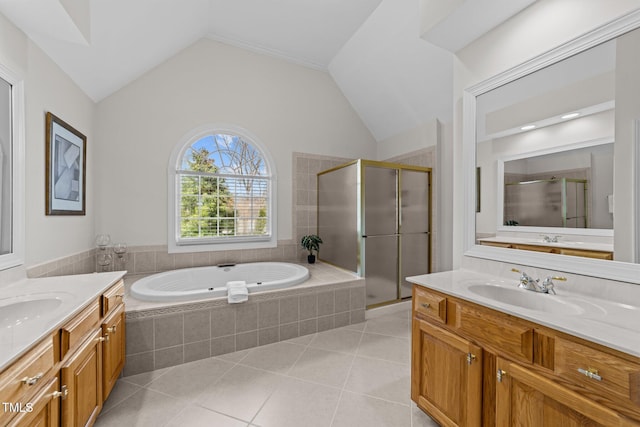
287 332 316 345
252 377 341 427
101 380 142 414
411 403 440 427
363 314 411 338
165 405 249 427
331 391 411 427
308 328 363 354
197 365 284 421
342 321 367 332
239 341 307 374
357 332 411 364
343 356 411 404
215 348 250 363
121 366 173 387
94 388 189 427
145 357 236 399
287 347 354 388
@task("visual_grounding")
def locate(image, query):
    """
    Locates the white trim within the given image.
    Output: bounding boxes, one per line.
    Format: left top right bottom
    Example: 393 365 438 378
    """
168 124 277 254
635 120 640 263
463 10 640 284
0 63 25 271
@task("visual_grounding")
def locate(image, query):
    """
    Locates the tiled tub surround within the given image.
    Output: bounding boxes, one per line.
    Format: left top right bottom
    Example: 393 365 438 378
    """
123 262 366 376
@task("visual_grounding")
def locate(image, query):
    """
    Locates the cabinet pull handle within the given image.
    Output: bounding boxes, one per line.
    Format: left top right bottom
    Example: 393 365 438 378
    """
106 325 117 333
115 294 124 299
21 372 43 386
420 303 430 309
578 367 602 381
97 336 107 343
497 369 507 383
52 385 68 400
466 353 477 365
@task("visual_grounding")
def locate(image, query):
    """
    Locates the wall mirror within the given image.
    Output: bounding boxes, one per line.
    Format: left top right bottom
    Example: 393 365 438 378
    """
464 11 640 283
0 64 25 271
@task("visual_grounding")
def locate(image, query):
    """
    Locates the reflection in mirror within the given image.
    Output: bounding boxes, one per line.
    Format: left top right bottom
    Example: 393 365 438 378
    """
464 13 640 282
0 63 24 271
0 76 11 256
474 37 617 259
502 143 613 229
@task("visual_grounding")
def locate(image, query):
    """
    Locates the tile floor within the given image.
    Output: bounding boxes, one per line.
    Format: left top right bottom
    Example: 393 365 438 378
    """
95 307 439 427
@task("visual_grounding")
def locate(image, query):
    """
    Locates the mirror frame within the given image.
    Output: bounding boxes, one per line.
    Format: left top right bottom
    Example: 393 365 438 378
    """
0 63 25 271
463 10 640 284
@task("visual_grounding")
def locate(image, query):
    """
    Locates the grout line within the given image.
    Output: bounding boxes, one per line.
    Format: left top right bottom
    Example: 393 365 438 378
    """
328 321 367 426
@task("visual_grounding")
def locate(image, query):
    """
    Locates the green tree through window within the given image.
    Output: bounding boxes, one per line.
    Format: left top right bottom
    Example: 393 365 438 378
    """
178 134 270 240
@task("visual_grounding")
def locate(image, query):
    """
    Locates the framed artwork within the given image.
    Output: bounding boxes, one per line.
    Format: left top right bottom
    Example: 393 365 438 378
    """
45 112 86 215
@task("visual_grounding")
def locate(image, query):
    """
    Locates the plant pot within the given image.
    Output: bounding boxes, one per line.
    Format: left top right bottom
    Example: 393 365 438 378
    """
307 254 316 264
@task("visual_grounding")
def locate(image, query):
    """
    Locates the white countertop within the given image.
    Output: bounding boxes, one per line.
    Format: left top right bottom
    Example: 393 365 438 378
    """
407 269 640 358
0 271 126 371
477 236 614 252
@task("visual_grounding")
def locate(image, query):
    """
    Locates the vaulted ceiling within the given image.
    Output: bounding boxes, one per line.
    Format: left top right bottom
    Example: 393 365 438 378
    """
0 0 536 141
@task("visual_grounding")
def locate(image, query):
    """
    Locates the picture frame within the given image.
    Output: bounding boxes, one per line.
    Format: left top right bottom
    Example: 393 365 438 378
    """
45 112 86 215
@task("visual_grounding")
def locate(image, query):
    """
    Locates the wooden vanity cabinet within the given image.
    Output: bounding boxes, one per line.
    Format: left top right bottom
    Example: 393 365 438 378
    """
412 317 483 426
7 377 61 427
479 240 613 260
411 285 640 426
101 302 125 400
496 357 633 426
0 279 126 427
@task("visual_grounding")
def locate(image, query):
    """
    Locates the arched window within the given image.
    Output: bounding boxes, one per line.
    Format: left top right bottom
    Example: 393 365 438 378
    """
168 126 276 252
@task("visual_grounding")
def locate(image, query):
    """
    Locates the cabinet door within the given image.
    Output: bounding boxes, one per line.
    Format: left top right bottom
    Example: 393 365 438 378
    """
495 357 635 426
7 376 60 427
102 304 125 400
61 329 103 427
412 318 483 427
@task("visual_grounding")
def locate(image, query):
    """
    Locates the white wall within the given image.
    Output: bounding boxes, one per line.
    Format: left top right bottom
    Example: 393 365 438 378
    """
376 118 438 160
94 38 376 246
452 0 640 263
0 12 95 269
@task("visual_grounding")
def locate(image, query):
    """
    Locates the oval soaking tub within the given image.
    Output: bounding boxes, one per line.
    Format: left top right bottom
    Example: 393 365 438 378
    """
130 262 310 302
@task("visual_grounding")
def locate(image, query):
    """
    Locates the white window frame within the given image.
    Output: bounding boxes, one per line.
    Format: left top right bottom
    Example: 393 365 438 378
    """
168 124 277 253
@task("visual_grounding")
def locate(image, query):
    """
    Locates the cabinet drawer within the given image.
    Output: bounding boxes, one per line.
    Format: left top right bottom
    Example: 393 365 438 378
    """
0 335 55 425
554 337 640 410
454 302 534 364
413 287 446 324
60 298 101 359
102 280 125 317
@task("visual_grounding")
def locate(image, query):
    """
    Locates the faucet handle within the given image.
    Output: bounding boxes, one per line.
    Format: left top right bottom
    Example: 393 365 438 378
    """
541 276 566 294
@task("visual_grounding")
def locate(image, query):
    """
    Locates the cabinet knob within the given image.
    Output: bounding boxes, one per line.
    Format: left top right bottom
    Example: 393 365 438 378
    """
52 385 68 400
578 367 602 381
421 303 430 309
97 336 107 343
106 325 117 334
21 372 43 386
115 294 124 299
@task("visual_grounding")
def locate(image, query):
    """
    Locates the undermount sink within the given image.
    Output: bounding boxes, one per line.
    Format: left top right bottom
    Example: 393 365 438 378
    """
467 283 584 315
0 293 71 329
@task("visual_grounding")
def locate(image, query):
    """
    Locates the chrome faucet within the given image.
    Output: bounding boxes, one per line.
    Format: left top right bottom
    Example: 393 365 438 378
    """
512 268 566 294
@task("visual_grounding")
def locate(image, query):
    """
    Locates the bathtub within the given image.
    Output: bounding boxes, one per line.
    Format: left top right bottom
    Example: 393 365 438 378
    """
130 262 310 302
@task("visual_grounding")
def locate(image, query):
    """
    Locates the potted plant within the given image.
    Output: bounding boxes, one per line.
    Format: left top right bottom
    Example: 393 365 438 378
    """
300 234 323 264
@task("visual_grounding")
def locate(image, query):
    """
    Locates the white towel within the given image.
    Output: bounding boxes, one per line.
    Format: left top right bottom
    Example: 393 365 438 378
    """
227 281 248 304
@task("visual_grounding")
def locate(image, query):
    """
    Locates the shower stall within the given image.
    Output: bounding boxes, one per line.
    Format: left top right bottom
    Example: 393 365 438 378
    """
317 160 432 308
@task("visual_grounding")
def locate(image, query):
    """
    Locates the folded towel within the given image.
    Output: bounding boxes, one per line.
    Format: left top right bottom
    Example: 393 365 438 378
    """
227 281 248 304
226 280 247 289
